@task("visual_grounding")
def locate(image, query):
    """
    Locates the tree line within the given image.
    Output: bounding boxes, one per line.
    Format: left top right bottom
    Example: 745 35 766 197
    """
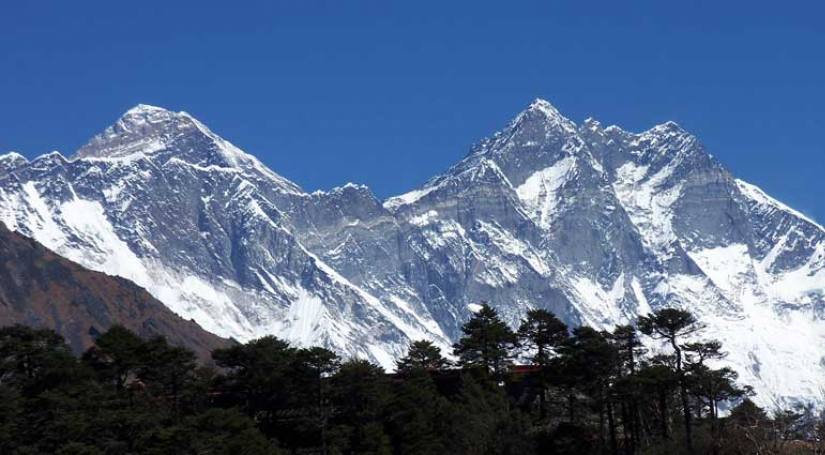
0 305 823 454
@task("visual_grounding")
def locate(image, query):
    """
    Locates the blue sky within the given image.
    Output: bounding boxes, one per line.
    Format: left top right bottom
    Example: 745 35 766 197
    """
1 1 823 222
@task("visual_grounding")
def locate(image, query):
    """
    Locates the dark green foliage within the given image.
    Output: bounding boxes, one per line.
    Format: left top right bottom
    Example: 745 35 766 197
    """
0 325 272 454
386 370 451 455
396 340 450 374
330 359 392 454
639 308 705 452
289 346 340 451
638 309 704 341
0 324 82 395
444 373 533 455
558 327 617 386
143 408 282 455
453 303 518 379
610 324 645 374
211 338 343 451
0 306 809 454
211 335 298 437
81 325 146 391
516 309 570 420
518 308 569 366
0 383 21 452
541 421 598 454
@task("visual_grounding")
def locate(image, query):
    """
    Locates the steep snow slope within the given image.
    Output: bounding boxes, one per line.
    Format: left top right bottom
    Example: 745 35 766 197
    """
0 99 822 408
0 106 452 369
0 222 227 359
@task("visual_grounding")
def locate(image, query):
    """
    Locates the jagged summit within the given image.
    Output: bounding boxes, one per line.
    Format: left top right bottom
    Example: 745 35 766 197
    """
0 151 28 163
582 117 601 127
0 152 30 176
124 103 174 115
30 151 67 166
73 104 199 161
314 182 374 196
527 98 564 116
644 119 689 136
528 98 560 115
68 104 303 193
603 119 693 141
116 104 179 123
517 98 577 133
0 151 25 159
109 104 199 141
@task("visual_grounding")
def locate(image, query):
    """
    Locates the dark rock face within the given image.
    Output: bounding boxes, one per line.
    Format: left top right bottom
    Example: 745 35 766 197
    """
0 99 822 407
0 223 227 359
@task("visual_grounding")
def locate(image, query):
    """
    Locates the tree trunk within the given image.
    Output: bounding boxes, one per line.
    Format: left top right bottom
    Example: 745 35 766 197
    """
671 338 693 452
659 388 669 439
621 402 634 454
607 399 619 455
599 401 606 452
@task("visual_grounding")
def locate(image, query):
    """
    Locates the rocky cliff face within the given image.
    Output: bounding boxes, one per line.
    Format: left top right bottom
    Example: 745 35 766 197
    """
0 222 227 359
0 100 821 406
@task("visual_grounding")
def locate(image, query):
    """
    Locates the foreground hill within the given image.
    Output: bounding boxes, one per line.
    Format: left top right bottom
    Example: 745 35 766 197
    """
0 222 227 358
0 100 821 406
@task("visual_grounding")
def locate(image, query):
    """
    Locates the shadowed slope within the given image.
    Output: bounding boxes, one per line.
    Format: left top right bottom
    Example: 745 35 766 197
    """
0 222 229 359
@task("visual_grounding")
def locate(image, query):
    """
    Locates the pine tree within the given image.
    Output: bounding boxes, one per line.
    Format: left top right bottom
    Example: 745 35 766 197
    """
292 346 340 454
517 309 568 365
517 309 568 419
386 370 451 455
683 339 729 419
139 336 198 417
0 305 770 455
611 325 645 375
686 358 745 454
724 399 771 454
639 308 704 452
191 408 284 454
558 327 619 453
396 340 450 374
211 336 299 440
635 356 679 442
609 324 646 452
81 325 146 392
330 359 392 455
447 373 532 455
0 324 82 396
453 303 517 380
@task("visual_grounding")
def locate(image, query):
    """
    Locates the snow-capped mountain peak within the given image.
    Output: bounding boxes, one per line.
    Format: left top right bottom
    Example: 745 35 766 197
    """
0 151 27 162
75 104 222 161
29 151 68 170
0 151 29 168
736 178 824 233
125 102 172 114
513 98 578 135
0 99 822 409
73 105 303 194
527 98 570 121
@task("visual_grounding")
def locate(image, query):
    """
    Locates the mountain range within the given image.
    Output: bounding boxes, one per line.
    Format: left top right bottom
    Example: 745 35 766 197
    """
0 99 822 408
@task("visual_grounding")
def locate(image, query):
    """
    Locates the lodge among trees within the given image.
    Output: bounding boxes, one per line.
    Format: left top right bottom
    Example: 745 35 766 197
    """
0 305 822 454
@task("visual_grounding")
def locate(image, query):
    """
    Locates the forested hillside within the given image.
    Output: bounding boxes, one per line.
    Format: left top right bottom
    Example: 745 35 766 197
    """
0 306 821 454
